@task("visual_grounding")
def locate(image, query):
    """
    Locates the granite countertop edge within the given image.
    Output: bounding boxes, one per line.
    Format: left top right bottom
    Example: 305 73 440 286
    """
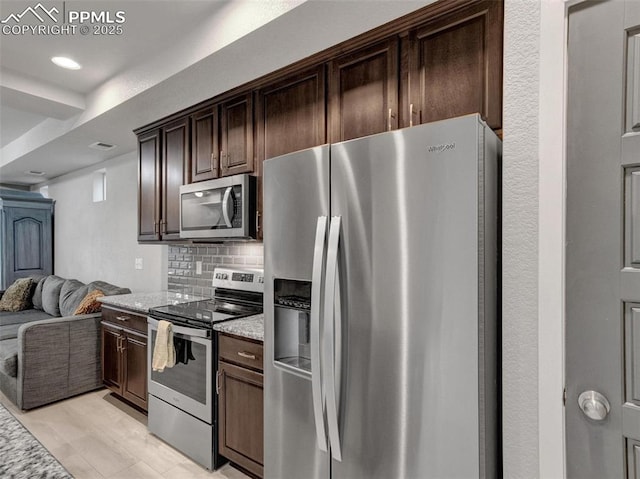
98 291 205 314
213 314 264 342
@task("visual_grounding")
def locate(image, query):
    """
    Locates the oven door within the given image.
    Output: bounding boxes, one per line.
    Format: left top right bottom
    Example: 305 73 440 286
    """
147 317 213 423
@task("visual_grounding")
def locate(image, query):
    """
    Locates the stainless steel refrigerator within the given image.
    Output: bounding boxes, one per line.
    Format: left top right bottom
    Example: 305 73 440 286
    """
263 114 500 479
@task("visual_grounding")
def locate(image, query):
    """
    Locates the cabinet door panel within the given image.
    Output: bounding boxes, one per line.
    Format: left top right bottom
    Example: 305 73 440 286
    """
329 39 399 142
258 66 326 160
162 118 189 240
123 330 148 411
101 323 122 393
408 0 503 129
191 106 219 182
218 360 264 477
256 66 326 240
138 129 161 241
221 93 254 176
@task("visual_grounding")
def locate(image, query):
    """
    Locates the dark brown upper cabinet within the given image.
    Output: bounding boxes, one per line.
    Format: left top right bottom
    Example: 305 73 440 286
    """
220 92 254 177
191 106 219 182
405 0 503 130
255 66 326 239
329 38 399 142
137 118 189 242
256 65 326 161
138 129 161 241
136 0 504 244
162 117 190 240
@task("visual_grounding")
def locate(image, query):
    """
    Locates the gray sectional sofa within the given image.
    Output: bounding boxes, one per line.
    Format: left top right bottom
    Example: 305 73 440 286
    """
0 275 130 410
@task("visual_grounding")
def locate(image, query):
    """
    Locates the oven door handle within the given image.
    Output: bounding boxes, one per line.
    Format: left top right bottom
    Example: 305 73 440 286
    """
147 317 211 338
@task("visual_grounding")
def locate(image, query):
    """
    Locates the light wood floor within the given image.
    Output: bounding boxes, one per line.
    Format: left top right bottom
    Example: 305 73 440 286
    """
0 389 251 479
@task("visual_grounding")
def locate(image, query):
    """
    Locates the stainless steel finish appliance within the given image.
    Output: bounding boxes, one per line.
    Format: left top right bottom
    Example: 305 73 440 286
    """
264 114 500 479
179 174 256 239
147 267 263 470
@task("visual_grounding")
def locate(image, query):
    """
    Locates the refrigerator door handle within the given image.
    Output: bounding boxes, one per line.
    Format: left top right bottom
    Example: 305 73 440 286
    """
311 216 328 452
324 216 343 461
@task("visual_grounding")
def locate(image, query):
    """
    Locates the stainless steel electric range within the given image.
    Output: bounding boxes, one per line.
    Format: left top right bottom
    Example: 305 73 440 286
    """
147 267 263 470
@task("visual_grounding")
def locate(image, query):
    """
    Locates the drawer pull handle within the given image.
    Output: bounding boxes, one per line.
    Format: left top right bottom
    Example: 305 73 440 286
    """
238 351 256 360
116 316 129 321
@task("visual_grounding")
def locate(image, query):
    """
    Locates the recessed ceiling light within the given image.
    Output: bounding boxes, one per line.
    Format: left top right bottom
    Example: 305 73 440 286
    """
51 56 81 70
25 170 46 176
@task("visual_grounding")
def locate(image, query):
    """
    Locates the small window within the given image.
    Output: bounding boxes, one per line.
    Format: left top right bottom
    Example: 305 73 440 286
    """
39 186 49 198
93 169 106 202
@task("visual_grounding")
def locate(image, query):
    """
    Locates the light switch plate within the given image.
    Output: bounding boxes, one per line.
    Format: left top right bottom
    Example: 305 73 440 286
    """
135 258 143 270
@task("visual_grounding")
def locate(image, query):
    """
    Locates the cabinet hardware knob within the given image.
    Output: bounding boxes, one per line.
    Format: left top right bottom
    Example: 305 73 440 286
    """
409 103 416 127
256 211 261 232
238 351 256 360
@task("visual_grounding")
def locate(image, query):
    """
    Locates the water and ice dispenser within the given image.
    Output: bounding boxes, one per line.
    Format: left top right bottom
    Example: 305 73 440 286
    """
273 279 312 376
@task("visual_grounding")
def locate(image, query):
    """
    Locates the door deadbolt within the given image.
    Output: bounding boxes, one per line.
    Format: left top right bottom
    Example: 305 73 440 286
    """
578 390 610 421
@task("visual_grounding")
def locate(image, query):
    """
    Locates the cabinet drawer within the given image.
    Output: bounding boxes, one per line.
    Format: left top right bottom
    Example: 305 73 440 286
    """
102 306 147 334
219 334 263 372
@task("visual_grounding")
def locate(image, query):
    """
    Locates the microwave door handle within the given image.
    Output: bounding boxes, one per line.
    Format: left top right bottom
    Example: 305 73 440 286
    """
324 216 342 461
311 216 328 452
222 186 233 227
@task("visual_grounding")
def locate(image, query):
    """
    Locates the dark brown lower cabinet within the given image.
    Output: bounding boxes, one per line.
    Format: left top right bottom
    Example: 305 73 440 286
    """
218 334 264 478
101 306 148 412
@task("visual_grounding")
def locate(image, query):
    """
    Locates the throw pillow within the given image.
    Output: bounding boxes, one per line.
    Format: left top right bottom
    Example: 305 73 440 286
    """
31 276 47 310
73 290 105 315
0 278 33 312
41 275 66 317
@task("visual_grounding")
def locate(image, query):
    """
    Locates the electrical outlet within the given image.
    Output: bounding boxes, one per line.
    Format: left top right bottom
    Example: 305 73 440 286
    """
196 261 202 275
135 258 143 270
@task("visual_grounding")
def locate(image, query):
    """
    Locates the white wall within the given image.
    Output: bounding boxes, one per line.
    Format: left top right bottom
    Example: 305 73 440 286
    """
40 151 167 292
503 0 567 478
503 0 541 476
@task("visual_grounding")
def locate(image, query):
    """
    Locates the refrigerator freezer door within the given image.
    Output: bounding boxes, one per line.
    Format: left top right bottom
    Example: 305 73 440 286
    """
264 146 331 479
330 115 497 478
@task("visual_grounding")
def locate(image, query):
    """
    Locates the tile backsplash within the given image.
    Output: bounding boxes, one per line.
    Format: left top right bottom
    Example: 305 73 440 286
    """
167 242 264 298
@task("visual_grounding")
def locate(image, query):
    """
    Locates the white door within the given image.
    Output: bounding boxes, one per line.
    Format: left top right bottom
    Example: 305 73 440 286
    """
566 1 640 477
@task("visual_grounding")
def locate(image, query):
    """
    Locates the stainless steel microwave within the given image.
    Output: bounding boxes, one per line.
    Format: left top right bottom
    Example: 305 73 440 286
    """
179 174 256 240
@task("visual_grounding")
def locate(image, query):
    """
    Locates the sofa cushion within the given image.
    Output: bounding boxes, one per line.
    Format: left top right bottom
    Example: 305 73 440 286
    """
31 276 48 311
41 275 65 317
0 278 34 312
0 338 18 377
59 280 89 317
73 290 105 315
0 310 54 341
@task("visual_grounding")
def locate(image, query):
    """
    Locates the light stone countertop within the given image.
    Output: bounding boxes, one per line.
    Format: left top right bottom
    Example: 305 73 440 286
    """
98 291 206 314
213 314 264 342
